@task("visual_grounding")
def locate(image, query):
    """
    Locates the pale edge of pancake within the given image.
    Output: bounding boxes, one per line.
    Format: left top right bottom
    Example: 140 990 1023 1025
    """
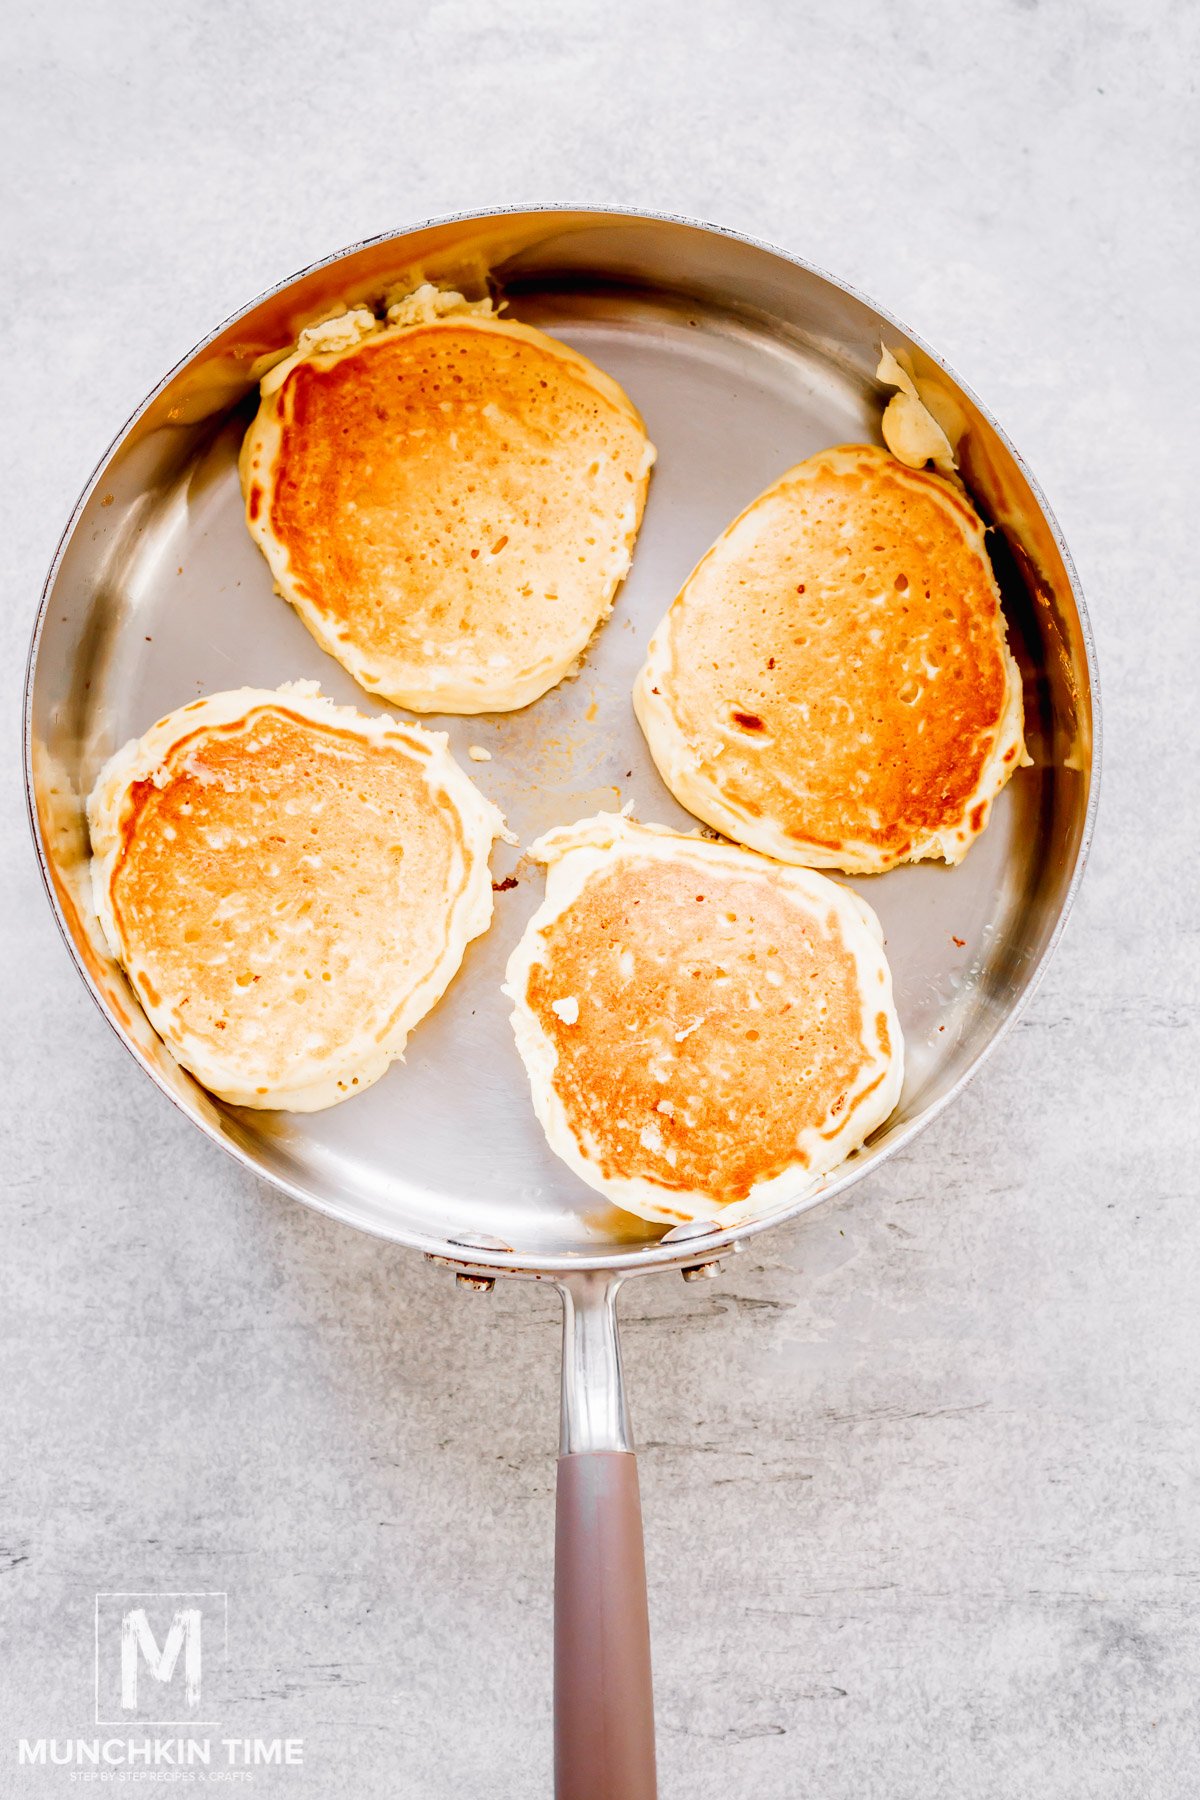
633 447 1031 876
238 287 657 715
503 813 904 1227
87 681 505 1111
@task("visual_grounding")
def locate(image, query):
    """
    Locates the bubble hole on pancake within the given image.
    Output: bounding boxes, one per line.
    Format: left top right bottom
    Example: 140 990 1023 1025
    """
88 682 504 1110
504 814 903 1226
240 287 656 714
634 444 1030 876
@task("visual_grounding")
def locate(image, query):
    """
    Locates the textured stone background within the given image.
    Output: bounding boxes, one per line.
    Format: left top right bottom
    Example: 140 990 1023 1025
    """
2 2 1198 1795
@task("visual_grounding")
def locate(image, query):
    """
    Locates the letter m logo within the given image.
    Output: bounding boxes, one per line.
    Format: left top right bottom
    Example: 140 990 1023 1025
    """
121 1606 202 1710
95 1593 227 1724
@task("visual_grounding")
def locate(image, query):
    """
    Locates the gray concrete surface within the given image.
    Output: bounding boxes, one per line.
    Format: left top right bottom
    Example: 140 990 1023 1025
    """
2 2 1198 1795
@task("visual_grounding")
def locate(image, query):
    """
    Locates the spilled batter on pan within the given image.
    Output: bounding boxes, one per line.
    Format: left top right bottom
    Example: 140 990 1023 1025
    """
505 815 903 1226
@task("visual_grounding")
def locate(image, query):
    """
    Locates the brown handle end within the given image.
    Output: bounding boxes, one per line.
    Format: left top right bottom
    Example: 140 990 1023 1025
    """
554 1450 656 1800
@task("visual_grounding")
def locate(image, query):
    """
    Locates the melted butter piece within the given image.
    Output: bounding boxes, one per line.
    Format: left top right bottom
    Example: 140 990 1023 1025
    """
384 281 494 329
260 288 494 398
877 346 957 476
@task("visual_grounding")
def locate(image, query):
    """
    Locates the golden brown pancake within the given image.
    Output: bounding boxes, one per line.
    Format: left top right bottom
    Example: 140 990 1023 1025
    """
634 444 1028 875
505 815 902 1225
88 684 503 1110
240 287 655 714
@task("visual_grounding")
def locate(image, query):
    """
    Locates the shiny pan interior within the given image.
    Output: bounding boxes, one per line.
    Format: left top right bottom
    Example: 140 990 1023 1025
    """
24 207 1099 1273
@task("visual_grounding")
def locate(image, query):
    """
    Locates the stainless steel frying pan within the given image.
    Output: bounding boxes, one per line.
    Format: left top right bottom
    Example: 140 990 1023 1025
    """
24 207 1098 1799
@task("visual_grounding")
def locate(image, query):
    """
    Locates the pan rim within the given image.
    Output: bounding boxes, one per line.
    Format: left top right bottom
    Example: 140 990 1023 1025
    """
22 202 1102 1275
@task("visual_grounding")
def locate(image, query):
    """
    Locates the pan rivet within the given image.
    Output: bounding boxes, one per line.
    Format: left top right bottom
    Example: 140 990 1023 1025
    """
681 1261 721 1282
456 1272 495 1293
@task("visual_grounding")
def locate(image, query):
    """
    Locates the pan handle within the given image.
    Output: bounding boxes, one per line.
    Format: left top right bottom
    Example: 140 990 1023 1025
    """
554 1274 656 1800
